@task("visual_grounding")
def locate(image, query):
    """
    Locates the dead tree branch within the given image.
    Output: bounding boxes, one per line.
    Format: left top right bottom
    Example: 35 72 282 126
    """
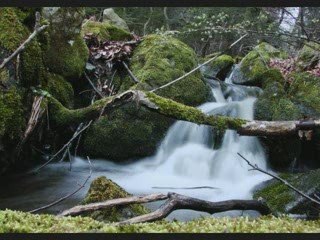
29 156 93 214
122 62 140 83
118 192 271 225
31 121 93 173
237 153 320 206
150 34 247 93
59 192 271 222
59 193 168 217
0 12 48 69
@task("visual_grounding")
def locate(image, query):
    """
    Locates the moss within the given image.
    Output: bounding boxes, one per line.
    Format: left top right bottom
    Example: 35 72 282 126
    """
84 103 171 160
297 42 320 70
0 87 25 139
45 73 74 108
146 91 246 131
288 72 320 118
254 169 320 215
81 20 132 41
1 210 320 233
84 34 211 161
82 176 149 222
260 69 285 89
124 34 211 106
0 8 46 88
44 34 89 81
239 42 287 86
202 54 235 80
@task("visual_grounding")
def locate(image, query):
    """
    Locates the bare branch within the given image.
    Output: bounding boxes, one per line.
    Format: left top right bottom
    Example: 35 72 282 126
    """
29 156 93 213
237 153 320 206
150 34 248 93
122 62 140 83
0 12 48 69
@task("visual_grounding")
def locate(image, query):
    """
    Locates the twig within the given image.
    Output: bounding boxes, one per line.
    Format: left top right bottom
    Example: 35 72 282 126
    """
237 153 320 206
122 62 140 83
150 34 247 93
29 156 93 214
84 72 104 98
0 12 48 69
31 121 93 173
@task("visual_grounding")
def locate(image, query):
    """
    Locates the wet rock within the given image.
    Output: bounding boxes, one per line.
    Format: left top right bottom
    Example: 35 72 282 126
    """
200 54 234 80
253 170 320 216
103 8 129 32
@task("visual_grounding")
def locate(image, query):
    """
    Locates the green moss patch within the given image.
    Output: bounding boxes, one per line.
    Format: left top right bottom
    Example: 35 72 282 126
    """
1 210 320 233
202 54 235 80
82 176 149 222
82 20 132 41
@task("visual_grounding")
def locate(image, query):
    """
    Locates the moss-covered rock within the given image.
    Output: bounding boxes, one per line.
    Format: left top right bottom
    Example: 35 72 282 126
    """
44 34 89 81
84 34 211 161
297 42 320 71
288 72 320 118
43 8 89 81
2 209 320 233
82 20 132 41
254 169 320 215
45 73 74 108
0 8 46 88
82 176 148 222
201 54 234 80
103 8 130 31
234 42 287 86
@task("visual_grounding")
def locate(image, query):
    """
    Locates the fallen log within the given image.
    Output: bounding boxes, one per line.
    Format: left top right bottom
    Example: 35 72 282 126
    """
48 90 320 137
118 193 271 225
58 192 271 223
59 193 168 217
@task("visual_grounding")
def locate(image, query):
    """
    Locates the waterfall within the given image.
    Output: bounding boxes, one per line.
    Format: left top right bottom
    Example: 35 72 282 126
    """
109 72 271 207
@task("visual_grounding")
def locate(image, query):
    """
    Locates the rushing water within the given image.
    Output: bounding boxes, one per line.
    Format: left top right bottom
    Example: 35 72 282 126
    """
0 69 272 220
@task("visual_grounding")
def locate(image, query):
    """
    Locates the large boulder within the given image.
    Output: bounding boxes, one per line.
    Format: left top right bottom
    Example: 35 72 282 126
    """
42 7 89 81
232 42 287 86
81 20 132 42
254 70 320 170
253 170 320 216
82 176 148 222
84 34 211 161
103 8 129 32
297 42 320 71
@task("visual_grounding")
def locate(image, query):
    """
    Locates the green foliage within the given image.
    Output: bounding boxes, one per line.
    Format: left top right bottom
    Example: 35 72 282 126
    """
1 210 320 233
81 20 132 41
82 176 148 222
0 88 25 139
297 42 320 70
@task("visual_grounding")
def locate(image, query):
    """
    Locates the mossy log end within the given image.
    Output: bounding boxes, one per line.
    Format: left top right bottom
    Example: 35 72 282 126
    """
48 90 320 136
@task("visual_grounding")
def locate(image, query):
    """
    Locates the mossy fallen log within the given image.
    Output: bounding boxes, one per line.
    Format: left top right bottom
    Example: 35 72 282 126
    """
48 90 320 136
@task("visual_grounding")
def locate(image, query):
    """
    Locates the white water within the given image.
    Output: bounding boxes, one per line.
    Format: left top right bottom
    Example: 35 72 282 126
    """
84 76 272 219
0 70 272 219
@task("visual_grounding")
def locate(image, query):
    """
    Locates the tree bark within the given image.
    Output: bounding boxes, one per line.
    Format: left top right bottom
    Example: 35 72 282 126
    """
48 90 320 136
59 193 168 217
118 192 271 224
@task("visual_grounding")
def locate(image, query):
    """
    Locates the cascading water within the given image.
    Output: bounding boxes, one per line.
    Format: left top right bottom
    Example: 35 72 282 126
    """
0 67 272 220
